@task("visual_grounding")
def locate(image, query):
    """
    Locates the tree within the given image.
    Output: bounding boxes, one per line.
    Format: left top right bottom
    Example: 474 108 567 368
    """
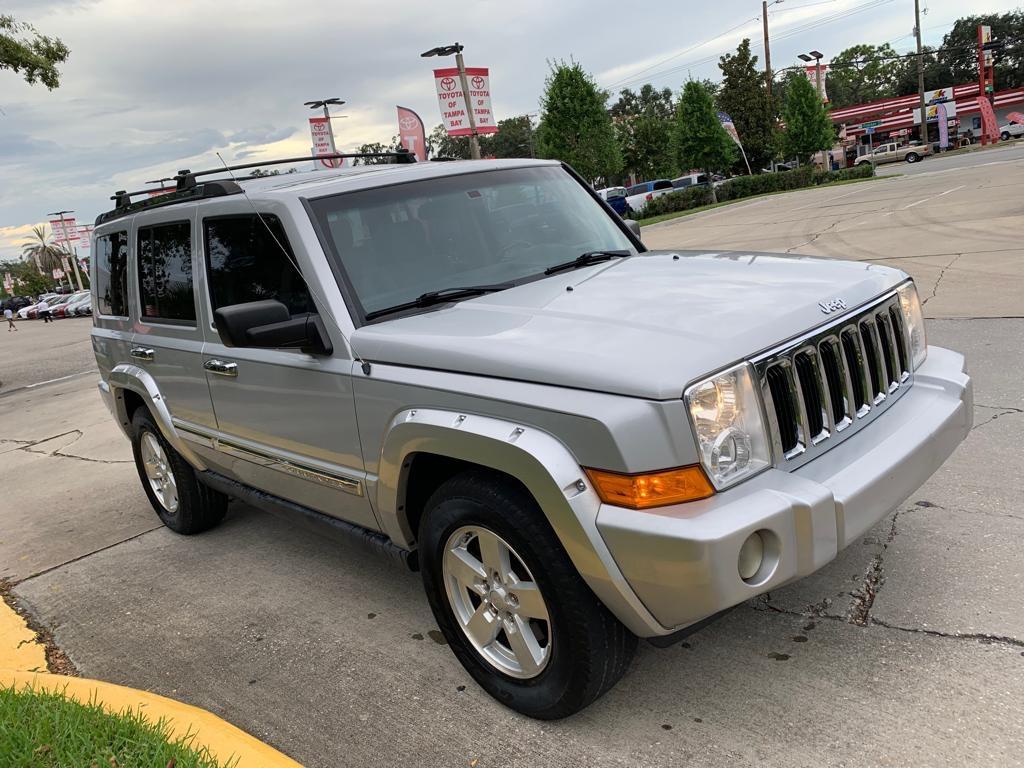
938 12 1023 90
249 168 298 176
21 225 65 274
610 85 677 181
717 39 777 173
485 115 536 159
781 73 835 164
673 80 736 201
428 123 472 160
826 43 901 108
536 61 622 182
1 15 70 89
353 139 401 164
3 258 54 297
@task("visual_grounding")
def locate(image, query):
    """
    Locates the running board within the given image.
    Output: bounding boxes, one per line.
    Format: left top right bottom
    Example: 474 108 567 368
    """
199 470 418 571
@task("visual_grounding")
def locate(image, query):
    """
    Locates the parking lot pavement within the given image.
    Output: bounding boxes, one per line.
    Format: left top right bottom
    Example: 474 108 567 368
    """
643 152 1024 320
0 315 96 394
4 170 1024 766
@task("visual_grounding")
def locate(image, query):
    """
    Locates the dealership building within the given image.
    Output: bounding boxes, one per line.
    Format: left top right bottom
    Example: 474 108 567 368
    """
828 83 1024 165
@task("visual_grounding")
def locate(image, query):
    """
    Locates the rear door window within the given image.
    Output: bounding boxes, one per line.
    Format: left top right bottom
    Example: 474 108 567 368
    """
137 221 196 323
652 180 673 191
203 214 314 315
94 231 129 317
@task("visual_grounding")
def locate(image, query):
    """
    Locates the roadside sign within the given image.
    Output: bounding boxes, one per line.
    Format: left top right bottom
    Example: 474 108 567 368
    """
77 225 93 250
49 217 79 243
309 116 342 169
433 66 498 137
865 126 876 135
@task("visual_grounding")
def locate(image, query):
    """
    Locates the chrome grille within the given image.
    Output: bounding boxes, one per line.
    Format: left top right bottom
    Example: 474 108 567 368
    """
756 293 912 468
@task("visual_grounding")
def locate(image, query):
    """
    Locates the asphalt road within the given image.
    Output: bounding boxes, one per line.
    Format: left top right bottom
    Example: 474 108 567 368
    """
874 139 1024 176
0 315 96 394
3 149 1023 767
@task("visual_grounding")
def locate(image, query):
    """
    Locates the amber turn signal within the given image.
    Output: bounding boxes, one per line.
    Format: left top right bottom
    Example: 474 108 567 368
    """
584 465 715 509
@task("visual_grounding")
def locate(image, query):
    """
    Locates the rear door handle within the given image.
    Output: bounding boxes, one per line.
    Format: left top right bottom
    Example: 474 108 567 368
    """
204 359 238 377
129 347 155 362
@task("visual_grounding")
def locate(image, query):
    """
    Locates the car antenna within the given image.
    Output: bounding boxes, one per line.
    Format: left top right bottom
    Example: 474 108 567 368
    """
214 153 371 375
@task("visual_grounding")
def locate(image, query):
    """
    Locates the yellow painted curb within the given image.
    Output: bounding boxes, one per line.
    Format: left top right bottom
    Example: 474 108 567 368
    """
2 669 304 768
1 597 301 766
0 597 47 672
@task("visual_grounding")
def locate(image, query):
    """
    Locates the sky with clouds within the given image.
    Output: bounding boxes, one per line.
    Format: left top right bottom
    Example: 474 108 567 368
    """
1 0 1019 262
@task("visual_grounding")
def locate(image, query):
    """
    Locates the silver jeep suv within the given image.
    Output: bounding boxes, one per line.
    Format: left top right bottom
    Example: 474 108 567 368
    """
91 154 972 718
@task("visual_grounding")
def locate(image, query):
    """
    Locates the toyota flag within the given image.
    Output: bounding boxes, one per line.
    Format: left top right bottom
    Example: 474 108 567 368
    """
397 106 427 162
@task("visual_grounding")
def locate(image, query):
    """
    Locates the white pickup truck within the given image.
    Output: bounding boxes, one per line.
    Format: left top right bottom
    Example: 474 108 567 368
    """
856 141 930 166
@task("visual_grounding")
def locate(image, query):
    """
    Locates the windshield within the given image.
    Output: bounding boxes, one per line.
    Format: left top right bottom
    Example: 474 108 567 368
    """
309 166 637 320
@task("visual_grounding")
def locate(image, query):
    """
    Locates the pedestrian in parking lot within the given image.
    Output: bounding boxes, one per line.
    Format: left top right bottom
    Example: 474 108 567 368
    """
4 307 16 332
37 298 52 323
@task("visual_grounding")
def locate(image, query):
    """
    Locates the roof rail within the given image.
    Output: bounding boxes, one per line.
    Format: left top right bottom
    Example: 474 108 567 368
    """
96 148 416 226
174 148 416 190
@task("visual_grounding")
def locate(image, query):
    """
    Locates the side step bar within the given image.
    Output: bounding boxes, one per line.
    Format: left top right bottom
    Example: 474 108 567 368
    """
199 470 418 571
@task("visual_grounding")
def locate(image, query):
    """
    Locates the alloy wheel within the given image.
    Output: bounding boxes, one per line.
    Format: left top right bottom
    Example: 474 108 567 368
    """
140 432 179 513
442 525 552 679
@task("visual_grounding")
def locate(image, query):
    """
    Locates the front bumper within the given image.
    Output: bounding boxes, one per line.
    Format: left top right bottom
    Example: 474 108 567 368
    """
597 345 972 635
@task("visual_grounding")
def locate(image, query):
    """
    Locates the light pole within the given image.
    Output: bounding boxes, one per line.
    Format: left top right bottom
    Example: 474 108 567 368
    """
797 50 825 102
421 43 481 160
304 98 347 167
47 209 84 292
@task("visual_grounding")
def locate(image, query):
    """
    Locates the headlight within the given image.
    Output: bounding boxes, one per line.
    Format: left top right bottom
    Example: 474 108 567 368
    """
685 363 771 489
896 281 927 369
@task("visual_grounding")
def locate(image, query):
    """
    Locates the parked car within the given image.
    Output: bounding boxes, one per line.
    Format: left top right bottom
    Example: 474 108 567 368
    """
999 120 1024 141
596 186 632 217
856 141 931 165
624 178 673 213
671 173 709 190
67 294 94 316
18 293 60 319
92 154 970 719
55 292 92 317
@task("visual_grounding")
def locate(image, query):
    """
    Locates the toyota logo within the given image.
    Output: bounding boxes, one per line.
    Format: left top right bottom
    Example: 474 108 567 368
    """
471 75 485 89
440 77 456 91
400 116 417 130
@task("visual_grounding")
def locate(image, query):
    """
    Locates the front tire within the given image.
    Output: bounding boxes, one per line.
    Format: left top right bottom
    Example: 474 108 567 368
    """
1001 131 1011 141
419 471 636 719
130 409 227 534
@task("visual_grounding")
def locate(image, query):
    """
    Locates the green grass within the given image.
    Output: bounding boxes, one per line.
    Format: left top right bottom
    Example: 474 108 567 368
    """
0 684 234 768
637 174 894 227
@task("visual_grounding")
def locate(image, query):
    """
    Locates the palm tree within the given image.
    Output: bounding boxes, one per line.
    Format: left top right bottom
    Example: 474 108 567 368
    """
21 225 66 275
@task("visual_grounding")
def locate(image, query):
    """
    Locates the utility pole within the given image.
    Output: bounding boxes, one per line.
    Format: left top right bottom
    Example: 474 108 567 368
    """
49 210 84 292
914 0 927 145
454 47 482 160
762 0 773 99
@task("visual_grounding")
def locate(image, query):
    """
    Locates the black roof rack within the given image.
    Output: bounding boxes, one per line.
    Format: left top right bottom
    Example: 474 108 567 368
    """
96 149 416 225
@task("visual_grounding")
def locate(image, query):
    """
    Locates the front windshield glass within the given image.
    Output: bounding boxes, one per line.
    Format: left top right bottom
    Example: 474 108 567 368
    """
309 166 637 319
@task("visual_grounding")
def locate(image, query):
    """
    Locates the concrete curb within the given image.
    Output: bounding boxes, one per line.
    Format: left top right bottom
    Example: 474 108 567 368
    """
1 597 302 767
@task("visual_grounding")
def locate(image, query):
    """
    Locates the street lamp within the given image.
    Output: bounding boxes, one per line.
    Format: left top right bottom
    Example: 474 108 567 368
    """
46 209 84 292
798 50 825 102
304 98 347 168
421 42 481 160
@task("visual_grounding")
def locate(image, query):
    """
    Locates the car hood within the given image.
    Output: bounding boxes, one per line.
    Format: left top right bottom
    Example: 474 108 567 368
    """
351 250 908 400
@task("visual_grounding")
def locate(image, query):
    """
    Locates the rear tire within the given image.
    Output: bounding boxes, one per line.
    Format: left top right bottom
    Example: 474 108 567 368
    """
130 409 227 534
905 152 919 163
418 471 636 719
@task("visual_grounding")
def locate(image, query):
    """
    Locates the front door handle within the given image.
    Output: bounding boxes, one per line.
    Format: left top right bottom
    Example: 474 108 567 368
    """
204 359 238 377
129 346 155 362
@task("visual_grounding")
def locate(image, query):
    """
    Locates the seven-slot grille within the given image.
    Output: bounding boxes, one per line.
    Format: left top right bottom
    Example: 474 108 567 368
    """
757 294 912 467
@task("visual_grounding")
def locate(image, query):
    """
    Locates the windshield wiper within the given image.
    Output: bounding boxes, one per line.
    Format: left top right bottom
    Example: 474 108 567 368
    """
364 283 515 321
543 250 631 276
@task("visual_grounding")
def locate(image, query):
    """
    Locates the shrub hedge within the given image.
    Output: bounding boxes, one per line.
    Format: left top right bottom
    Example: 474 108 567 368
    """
639 163 875 219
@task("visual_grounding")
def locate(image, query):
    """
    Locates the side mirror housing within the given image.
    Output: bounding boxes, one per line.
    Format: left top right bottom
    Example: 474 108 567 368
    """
624 219 642 239
214 299 333 356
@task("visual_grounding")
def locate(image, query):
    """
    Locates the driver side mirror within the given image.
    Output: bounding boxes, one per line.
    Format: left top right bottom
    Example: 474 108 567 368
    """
624 219 642 239
214 299 333 356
